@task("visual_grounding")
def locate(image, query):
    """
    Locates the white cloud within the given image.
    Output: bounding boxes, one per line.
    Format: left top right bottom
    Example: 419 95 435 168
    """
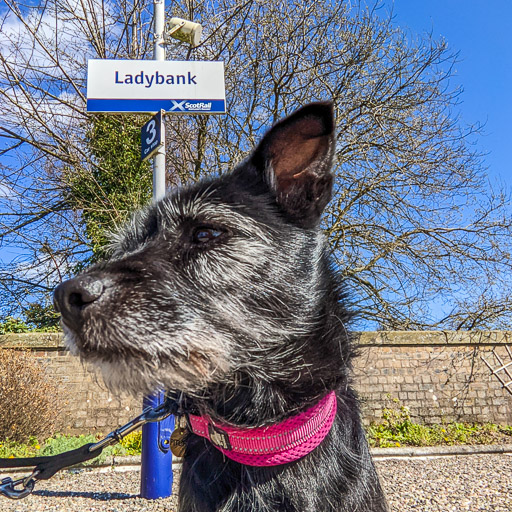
0 1 132 144
0 183 13 198
0 0 121 74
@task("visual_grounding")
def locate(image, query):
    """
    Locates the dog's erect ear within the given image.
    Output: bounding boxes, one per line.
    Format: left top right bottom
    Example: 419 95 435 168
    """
251 101 335 228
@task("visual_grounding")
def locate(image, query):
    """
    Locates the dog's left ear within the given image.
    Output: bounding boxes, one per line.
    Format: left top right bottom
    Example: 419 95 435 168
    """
251 101 335 228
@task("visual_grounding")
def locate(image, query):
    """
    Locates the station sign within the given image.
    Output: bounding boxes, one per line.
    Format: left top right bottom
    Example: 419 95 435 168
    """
87 59 226 114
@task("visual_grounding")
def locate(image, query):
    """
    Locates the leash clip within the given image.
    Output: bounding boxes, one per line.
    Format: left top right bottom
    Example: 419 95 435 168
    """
87 395 176 453
0 471 37 499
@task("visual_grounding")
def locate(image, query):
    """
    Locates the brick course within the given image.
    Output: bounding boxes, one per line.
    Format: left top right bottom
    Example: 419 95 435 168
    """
1 331 511 434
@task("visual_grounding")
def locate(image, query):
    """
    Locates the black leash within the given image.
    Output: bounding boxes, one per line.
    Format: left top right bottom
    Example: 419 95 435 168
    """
0 396 177 499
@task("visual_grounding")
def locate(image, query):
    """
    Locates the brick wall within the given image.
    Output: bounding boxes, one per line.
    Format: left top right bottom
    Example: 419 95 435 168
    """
353 331 512 425
1 331 511 435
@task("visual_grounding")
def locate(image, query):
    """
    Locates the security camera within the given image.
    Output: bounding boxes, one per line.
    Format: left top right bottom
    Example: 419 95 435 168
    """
165 17 203 47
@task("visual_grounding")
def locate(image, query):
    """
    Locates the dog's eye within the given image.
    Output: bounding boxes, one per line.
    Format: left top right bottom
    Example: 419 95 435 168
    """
192 227 224 244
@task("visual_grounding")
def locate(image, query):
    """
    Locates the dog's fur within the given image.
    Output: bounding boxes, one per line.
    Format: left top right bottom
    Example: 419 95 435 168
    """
54 102 388 511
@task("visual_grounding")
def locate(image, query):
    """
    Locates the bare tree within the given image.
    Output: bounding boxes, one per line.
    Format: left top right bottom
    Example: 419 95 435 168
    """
1 0 511 330
0 0 154 314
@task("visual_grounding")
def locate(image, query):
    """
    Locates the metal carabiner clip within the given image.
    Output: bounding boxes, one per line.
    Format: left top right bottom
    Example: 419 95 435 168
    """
0 473 36 499
86 396 176 454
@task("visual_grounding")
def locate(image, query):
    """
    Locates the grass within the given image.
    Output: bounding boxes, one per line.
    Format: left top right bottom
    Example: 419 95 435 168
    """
0 431 142 464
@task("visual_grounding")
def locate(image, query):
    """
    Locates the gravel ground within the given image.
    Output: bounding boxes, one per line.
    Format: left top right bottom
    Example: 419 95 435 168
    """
1 454 511 511
0 467 180 512
376 454 512 511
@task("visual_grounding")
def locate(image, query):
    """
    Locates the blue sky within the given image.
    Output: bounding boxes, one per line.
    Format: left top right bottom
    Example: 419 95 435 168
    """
2 1 511 312
382 0 511 185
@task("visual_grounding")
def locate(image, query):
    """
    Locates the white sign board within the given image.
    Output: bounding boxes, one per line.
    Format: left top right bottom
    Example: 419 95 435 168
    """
87 59 226 114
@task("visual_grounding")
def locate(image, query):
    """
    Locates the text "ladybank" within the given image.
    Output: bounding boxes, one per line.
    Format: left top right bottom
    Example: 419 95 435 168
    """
115 71 198 88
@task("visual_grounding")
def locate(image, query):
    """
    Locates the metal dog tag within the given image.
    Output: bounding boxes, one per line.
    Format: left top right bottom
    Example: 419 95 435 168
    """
170 416 188 457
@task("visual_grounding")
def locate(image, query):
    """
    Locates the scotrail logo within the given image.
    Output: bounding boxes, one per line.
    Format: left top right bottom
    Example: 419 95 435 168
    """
170 100 212 112
185 101 213 111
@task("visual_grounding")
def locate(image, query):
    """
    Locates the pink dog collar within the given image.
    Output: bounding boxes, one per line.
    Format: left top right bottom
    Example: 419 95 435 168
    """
187 391 337 466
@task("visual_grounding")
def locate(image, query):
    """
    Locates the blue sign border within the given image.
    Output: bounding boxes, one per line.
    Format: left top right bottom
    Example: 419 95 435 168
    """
87 98 225 114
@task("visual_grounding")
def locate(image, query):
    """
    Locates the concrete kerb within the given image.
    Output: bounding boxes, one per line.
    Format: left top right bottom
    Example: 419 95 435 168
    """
371 443 512 459
107 444 512 464
104 444 512 464
21 444 512 468
5 445 512 477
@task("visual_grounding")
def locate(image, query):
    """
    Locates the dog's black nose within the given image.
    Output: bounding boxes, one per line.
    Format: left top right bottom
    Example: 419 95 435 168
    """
53 275 105 330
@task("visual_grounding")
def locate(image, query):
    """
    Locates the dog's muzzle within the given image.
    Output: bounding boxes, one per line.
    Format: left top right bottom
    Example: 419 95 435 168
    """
53 275 106 331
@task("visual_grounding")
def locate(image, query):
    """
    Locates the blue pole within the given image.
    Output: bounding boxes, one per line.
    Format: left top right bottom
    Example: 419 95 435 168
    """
140 0 173 501
140 391 175 498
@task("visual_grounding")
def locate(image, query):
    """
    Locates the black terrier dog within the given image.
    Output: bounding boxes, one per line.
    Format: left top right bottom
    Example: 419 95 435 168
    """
54 102 388 511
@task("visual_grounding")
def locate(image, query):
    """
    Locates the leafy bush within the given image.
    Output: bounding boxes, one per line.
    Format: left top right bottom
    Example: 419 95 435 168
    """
0 349 63 443
41 433 99 456
367 398 432 447
0 317 30 334
0 304 61 333
367 396 512 448
119 430 142 454
23 304 61 331
41 433 111 465
0 436 41 458
0 430 144 464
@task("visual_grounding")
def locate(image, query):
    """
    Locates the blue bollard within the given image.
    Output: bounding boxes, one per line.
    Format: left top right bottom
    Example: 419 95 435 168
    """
140 391 175 499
